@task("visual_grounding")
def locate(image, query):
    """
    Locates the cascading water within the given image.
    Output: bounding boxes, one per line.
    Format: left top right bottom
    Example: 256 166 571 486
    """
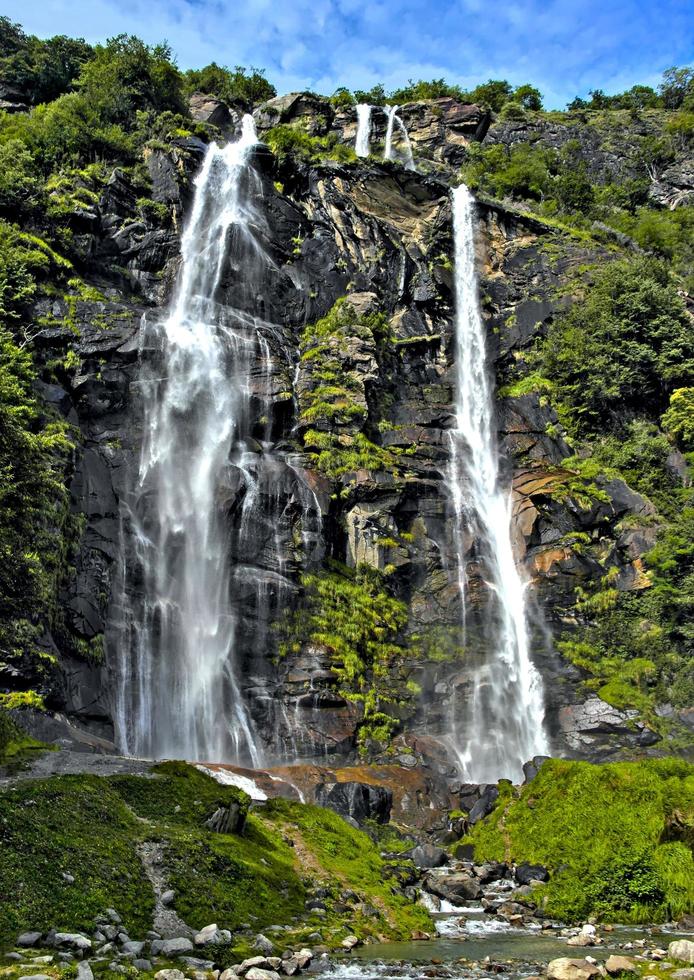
355 103 372 157
384 105 416 171
447 184 549 784
113 116 321 764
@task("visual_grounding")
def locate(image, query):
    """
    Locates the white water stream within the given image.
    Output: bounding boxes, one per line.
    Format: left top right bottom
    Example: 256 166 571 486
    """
113 116 321 764
355 103 372 157
448 184 549 783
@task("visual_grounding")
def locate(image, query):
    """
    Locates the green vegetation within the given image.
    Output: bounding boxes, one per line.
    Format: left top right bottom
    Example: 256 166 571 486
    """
298 299 414 479
0 321 74 684
264 797 432 936
183 62 275 106
265 124 357 164
0 762 432 946
539 258 693 431
279 562 414 750
465 757 694 923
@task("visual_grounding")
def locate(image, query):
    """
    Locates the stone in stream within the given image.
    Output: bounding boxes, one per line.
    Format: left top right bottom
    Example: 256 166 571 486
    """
424 870 482 902
547 958 602 980
605 956 638 975
410 843 448 868
670 942 694 965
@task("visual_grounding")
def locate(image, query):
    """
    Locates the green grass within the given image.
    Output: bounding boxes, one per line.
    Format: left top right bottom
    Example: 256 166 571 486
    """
0 762 433 948
0 774 155 944
465 757 694 923
264 798 432 937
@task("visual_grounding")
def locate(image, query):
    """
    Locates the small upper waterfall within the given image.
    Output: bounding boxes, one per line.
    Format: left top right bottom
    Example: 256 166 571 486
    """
384 105 416 170
113 116 321 765
355 103 372 157
448 184 549 784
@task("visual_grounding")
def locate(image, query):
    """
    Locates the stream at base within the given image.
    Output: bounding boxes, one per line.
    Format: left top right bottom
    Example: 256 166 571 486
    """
322 923 693 980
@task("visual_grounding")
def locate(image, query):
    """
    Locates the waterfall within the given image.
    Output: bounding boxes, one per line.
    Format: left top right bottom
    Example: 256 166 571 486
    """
384 105 416 171
113 115 315 765
448 184 549 784
355 103 372 157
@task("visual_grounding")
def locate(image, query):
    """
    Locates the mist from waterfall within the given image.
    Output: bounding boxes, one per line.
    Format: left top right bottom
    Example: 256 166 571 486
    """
355 103 372 157
448 184 549 784
113 116 322 765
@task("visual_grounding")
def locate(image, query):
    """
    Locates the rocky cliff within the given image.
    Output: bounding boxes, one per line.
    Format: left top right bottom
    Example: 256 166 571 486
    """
4 85 688 777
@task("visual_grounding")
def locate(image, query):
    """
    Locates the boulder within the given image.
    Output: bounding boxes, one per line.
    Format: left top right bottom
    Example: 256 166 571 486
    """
424 871 483 902
410 843 448 868
244 970 281 980
314 781 392 825
605 956 637 975
341 936 360 949
516 863 550 885
468 785 499 824
53 934 92 951
547 958 602 980
154 972 186 980
17 933 43 948
194 923 230 946
238 958 276 975
670 942 694 965
76 963 94 980
189 92 234 128
150 938 194 957
254 934 276 955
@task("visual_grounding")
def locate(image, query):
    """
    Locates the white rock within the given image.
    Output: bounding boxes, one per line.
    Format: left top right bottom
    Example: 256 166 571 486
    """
341 936 360 950
244 970 281 980
154 971 186 980
547 957 602 980
670 942 694 965
53 934 92 951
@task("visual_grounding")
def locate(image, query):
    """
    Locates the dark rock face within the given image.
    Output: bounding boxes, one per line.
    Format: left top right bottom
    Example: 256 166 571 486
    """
314 781 393 824
16 95 675 772
411 843 449 868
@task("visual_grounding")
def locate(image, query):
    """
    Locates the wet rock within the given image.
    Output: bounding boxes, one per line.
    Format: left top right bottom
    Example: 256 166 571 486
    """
424 870 483 902
314 781 392 825
411 843 448 868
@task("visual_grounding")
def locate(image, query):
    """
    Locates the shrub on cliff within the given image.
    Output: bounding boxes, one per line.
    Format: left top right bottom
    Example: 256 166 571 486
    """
540 257 693 431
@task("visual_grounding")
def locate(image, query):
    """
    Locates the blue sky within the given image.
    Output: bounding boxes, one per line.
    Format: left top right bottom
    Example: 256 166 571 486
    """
4 0 694 109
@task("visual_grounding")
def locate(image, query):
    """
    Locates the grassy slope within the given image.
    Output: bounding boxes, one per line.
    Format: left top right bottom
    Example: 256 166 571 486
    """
0 762 431 948
465 757 694 923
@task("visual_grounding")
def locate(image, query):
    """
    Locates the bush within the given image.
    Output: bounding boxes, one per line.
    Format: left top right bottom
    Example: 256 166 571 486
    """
184 62 275 106
539 257 693 430
466 757 694 922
